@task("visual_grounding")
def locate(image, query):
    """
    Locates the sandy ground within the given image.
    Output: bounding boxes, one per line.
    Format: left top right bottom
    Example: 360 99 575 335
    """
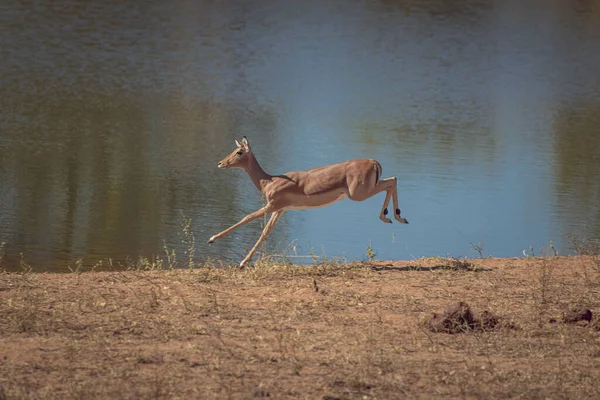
1 255 600 399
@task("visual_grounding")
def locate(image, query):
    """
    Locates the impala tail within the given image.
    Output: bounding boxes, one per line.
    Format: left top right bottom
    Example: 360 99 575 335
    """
374 161 382 185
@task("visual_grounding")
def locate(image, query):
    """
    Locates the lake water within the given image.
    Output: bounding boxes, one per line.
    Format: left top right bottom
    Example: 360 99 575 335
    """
1 0 600 271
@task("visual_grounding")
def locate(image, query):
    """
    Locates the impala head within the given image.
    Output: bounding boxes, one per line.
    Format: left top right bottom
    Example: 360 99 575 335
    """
218 136 252 169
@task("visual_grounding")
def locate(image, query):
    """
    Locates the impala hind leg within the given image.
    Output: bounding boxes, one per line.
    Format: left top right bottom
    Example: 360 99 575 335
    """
379 189 393 224
389 178 409 224
240 210 284 268
377 177 409 224
348 176 408 224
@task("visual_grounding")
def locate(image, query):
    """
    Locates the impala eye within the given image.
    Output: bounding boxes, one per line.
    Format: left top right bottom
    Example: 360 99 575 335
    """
236 151 243 155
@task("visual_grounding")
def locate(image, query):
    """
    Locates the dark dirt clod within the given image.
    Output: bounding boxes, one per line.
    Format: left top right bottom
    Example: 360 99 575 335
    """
562 307 593 324
479 310 500 330
427 302 475 334
428 303 508 333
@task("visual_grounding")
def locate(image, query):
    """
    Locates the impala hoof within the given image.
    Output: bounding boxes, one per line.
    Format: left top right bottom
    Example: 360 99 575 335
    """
394 215 408 224
380 216 393 224
208 236 216 244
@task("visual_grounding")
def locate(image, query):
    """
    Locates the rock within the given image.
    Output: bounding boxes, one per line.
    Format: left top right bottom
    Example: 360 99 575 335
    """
563 307 592 324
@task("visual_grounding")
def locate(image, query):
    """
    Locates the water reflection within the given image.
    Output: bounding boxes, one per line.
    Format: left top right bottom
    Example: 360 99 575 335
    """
0 90 282 268
553 101 600 241
0 0 599 271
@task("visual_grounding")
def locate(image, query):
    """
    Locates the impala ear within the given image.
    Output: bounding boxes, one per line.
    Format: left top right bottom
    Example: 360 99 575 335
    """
235 139 242 148
241 136 251 150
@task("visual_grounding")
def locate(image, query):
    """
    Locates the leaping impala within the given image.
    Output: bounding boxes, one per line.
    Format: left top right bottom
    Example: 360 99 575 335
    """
208 137 409 268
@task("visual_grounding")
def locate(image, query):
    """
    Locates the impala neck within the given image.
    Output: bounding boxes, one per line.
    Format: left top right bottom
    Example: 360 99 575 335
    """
245 152 272 192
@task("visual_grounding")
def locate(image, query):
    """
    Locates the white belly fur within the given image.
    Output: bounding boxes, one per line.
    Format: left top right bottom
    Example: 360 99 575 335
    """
283 192 346 211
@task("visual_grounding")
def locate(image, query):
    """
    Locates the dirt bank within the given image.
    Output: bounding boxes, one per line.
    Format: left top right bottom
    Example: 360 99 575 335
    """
1 256 600 399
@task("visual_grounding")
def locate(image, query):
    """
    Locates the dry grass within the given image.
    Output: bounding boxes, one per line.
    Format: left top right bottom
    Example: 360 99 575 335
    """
1 255 600 399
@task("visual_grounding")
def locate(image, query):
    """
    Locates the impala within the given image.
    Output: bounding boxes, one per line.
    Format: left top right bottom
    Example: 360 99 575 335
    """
208 137 409 267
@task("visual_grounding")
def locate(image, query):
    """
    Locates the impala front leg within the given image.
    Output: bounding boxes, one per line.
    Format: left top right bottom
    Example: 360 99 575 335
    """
240 210 284 268
208 206 272 244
